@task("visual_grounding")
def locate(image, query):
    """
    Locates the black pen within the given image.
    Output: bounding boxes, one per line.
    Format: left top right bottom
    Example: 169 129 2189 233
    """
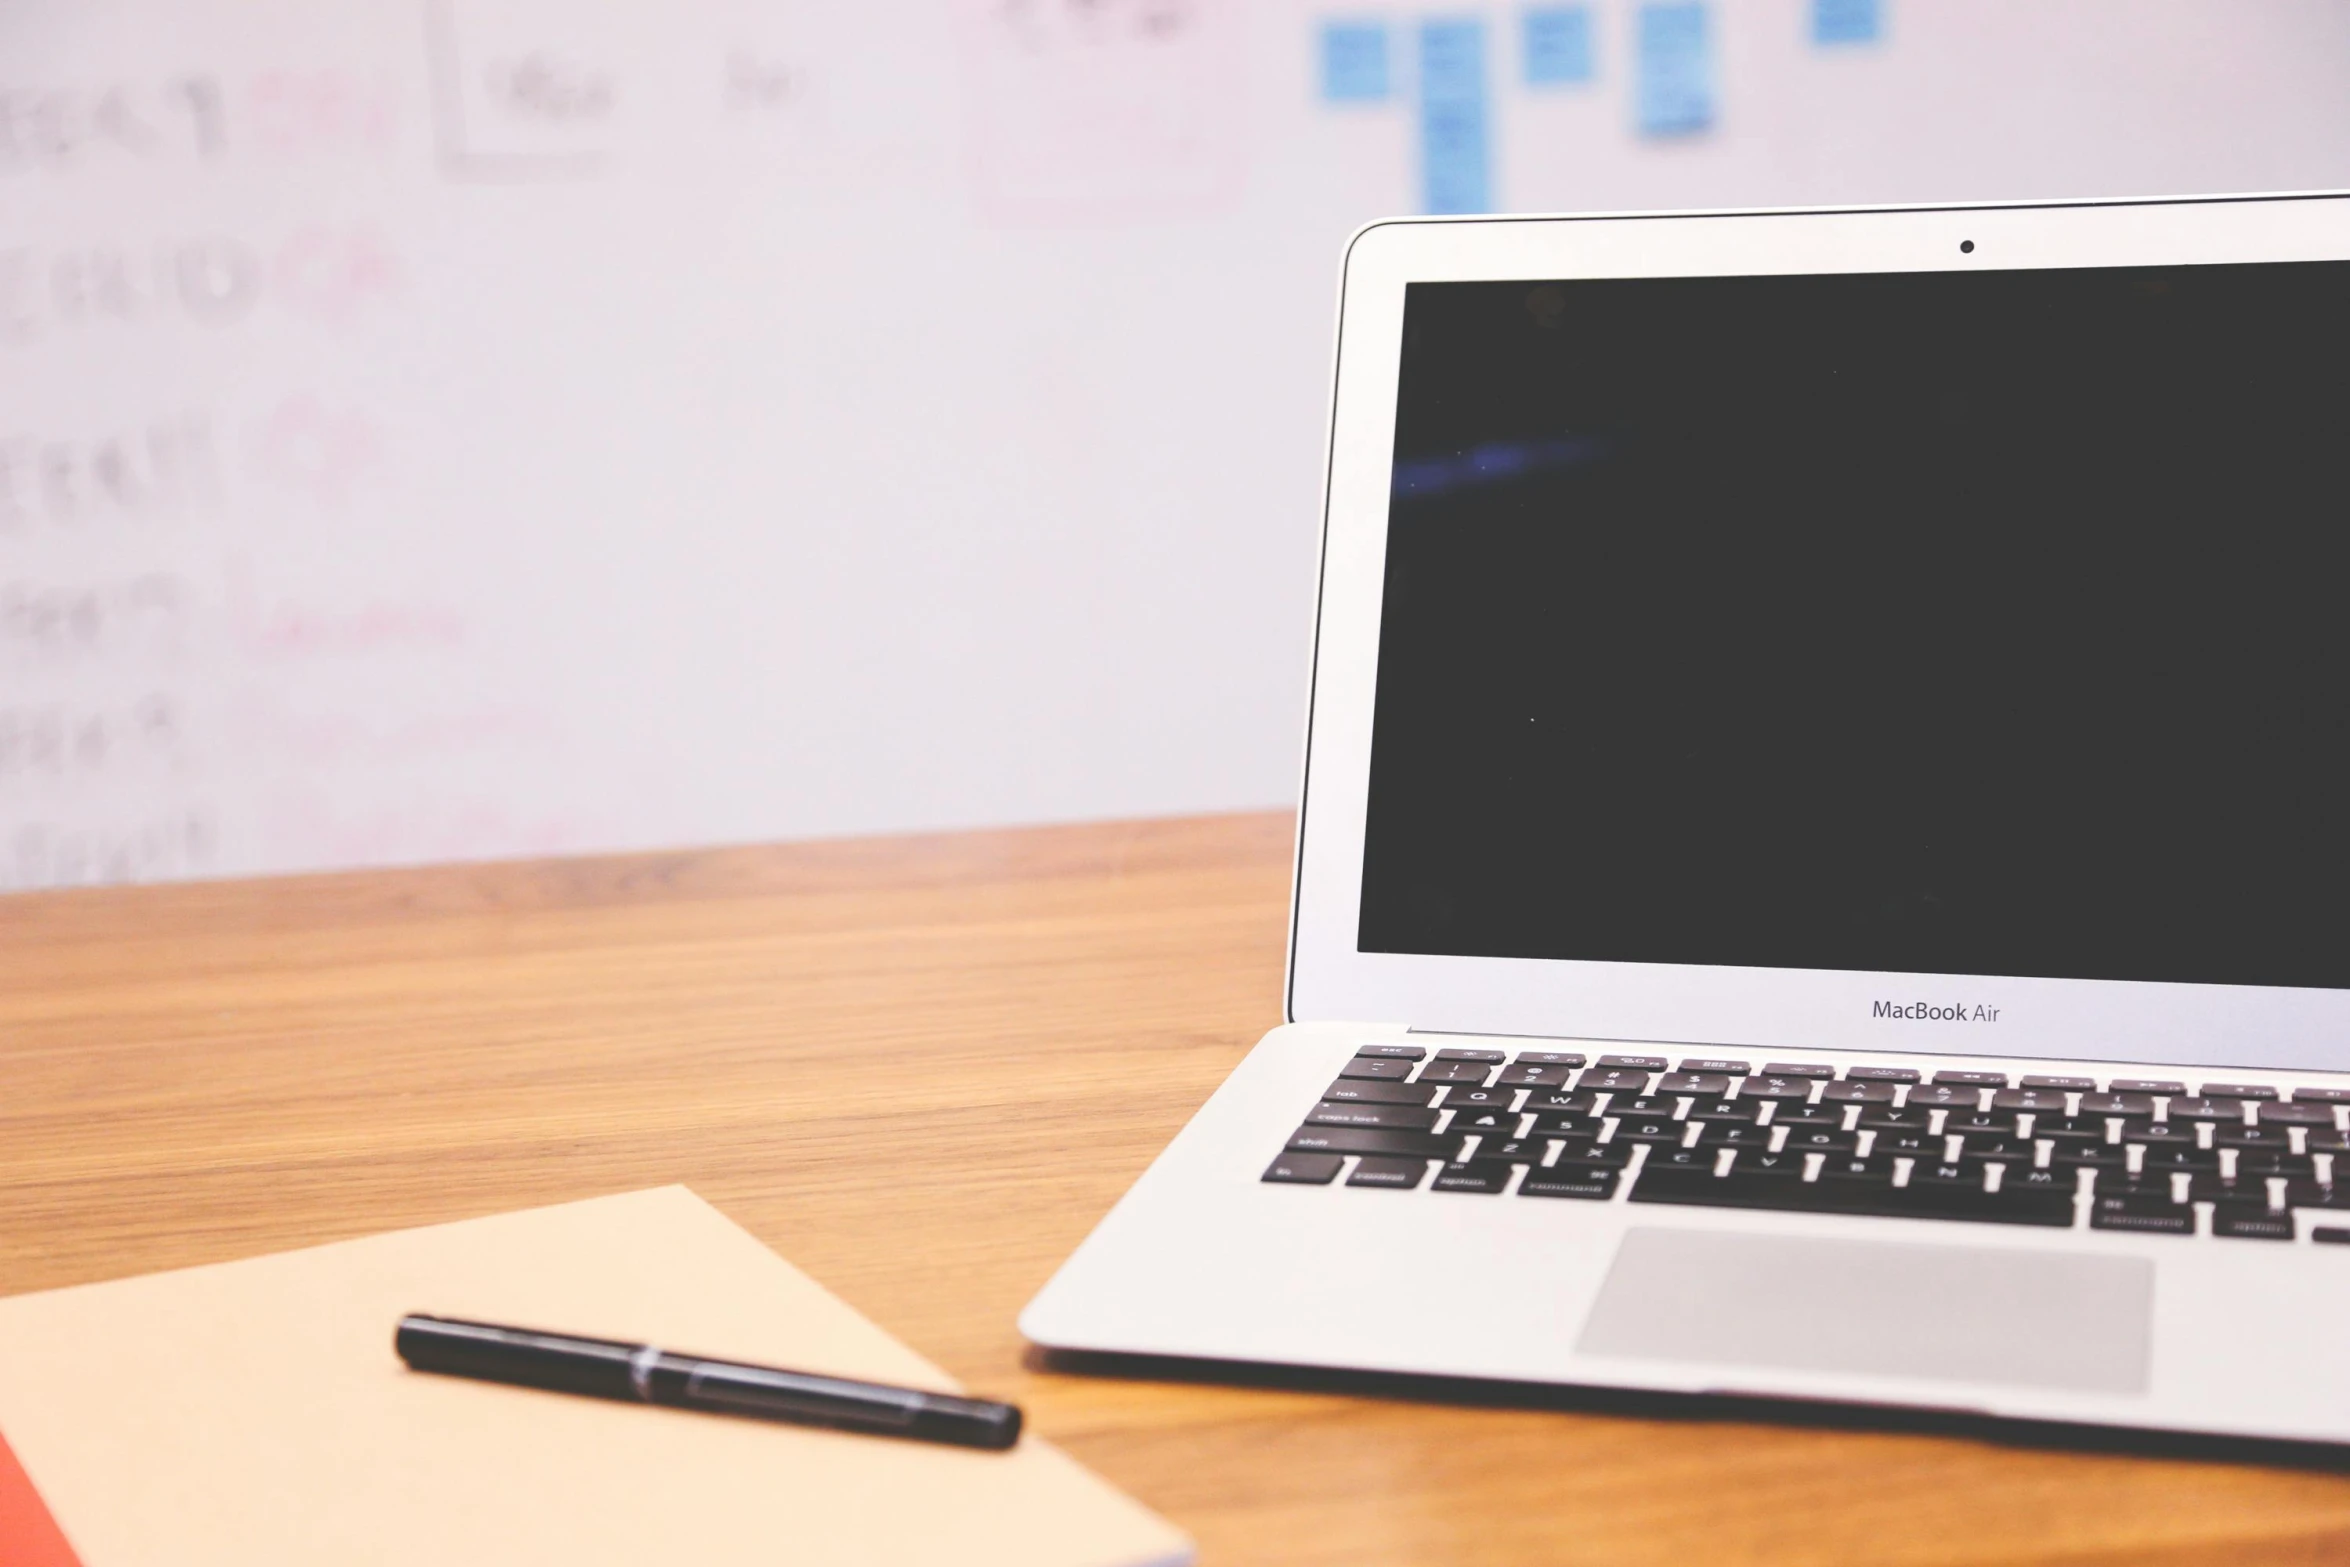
395 1313 1022 1450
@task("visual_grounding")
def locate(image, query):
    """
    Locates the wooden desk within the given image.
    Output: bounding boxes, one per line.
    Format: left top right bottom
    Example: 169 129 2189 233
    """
5 811 2347 1565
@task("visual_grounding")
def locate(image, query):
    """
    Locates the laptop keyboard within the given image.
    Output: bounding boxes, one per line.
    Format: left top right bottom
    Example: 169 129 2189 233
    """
1263 1046 2350 1242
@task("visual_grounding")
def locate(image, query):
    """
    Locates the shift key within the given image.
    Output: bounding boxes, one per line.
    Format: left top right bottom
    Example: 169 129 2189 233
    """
1286 1126 1456 1159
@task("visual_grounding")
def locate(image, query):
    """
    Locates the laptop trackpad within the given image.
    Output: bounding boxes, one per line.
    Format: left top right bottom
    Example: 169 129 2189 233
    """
1575 1227 2153 1396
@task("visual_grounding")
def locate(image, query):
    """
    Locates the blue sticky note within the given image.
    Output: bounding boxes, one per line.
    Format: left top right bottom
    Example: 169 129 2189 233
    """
1418 19 1490 213
1320 20 1392 103
1813 0 1881 45
1635 2 1713 137
1522 5 1597 85
1804 0 1879 45
1524 6 1595 86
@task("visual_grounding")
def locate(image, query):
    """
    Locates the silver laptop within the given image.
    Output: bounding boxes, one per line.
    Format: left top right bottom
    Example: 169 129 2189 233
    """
1023 194 2350 1446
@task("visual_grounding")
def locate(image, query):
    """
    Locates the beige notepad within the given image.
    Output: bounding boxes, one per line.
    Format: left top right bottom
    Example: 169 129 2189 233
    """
0 1187 1190 1567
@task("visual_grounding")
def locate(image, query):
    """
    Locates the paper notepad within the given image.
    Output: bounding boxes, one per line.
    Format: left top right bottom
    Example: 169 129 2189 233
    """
0 1187 1190 1567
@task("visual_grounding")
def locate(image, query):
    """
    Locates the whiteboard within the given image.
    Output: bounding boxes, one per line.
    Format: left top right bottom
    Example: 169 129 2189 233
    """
7 0 2350 888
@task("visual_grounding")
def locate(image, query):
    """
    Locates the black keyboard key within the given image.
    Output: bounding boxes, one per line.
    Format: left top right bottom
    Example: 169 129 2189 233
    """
2138 1146 2221 1174
1821 1080 1898 1104
1607 1094 1683 1117
1856 1106 1934 1132
2258 1101 2338 1127
1612 1117 1691 1146
1513 1050 1588 1067
1306 1103 1441 1130
2109 1078 2186 1095
1346 1156 1428 1189
2021 1075 2098 1091
1769 1103 1846 1130
1815 1154 1898 1187
1552 1140 1635 1170
2189 1175 2273 1205
2200 1082 2278 1101
2078 1092 2157 1118
1336 1057 1414 1081
1781 1127 1861 1155
1933 1070 2009 1088
1694 1120 1774 1149
2230 1152 2317 1180
1734 1076 1816 1102
1520 1167 1620 1200
1448 1109 1519 1136
1627 1163 1811 1212
1596 1053 1670 1071
2291 1086 2350 1105
1677 1057 1751 1075
2048 1142 2128 1171
1463 1137 1546 1164
1322 1078 1441 1107
1263 1152 1343 1185
2117 1119 2194 1148
1656 1072 1732 1096
1353 1044 1426 1060
2210 1205 2292 1240
2032 1115 2114 1143
1843 1065 1921 1083
1431 1162 1511 1193
1869 1129 1940 1158
1433 1047 1507 1062
1906 1159 1987 1191
1904 1083 1985 1108
2314 1131 2350 1154
2214 1124 2293 1151
1641 1145 1715 1175
1526 1112 1606 1138
1687 1097 1763 1123
1286 1127 1455 1159
2090 1187 2193 1234
1944 1111 2016 1137
1419 1060 1496 1084
1950 1137 2034 1162
1440 1085 1518 1113
2162 1097 2237 1123
1896 1183 2077 1226
1577 1068 1654 1093
1493 1062 1575 1087
1520 1089 1600 1114
1991 1088 2069 1114
2287 1181 2350 1210
1633 1156 2071 1225
2002 1165 2073 1196
2316 1227 2350 1244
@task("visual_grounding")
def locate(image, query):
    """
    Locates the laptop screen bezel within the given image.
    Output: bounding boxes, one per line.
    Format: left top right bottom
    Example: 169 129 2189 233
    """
1287 193 2350 1075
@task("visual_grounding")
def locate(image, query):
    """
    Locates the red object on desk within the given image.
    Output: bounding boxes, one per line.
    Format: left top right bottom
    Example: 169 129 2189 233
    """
0 1427 81 1567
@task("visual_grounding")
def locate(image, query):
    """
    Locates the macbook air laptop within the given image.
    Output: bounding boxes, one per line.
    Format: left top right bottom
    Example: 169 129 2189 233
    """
1022 194 2350 1446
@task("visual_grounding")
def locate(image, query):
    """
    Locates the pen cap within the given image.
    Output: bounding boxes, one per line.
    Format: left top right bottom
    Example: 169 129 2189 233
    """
908 1391 1023 1451
396 1315 644 1402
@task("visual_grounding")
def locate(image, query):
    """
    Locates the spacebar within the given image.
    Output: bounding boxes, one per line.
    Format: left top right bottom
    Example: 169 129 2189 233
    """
1630 1168 2076 1227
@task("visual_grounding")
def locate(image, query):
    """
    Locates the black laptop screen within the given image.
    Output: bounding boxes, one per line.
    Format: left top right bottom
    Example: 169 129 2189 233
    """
1357 261 2350 990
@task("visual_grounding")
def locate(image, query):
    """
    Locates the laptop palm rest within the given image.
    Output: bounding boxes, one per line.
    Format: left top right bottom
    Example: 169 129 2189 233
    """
1575 1228 2154 1396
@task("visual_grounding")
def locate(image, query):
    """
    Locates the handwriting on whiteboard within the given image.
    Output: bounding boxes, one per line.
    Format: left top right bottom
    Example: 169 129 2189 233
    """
0 227 401 347
0 696 185 787
0 575 191 664
955 0 1247 223
0 414 219 531
0 71 398 171
3 810 216 893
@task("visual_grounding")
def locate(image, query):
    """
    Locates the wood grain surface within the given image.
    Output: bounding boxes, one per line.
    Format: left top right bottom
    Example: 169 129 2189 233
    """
5 810 2348 1566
